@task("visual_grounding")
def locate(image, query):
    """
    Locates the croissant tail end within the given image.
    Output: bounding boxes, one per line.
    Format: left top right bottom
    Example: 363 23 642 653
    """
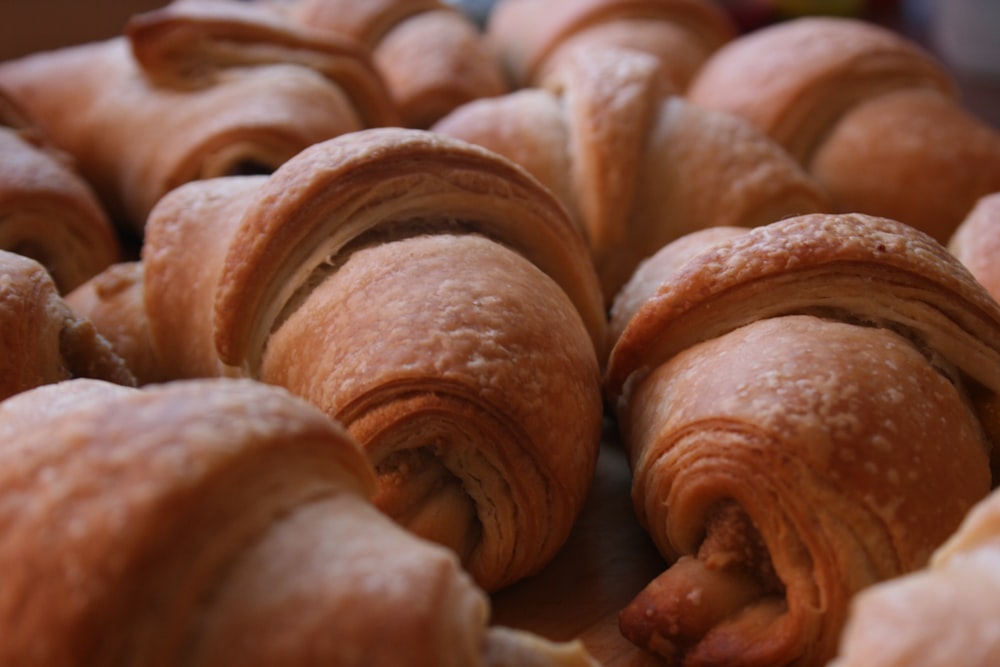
619 553 780 665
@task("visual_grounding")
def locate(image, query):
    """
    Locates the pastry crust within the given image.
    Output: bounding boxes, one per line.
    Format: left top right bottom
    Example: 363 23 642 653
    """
65 261 165 385
830 484 1000 667
486 0 736 91
0 377 601 666
605 212 1000 666
0 1 396 233
245 0 508 128
686 16 1000 243
0 88 119 292
0 249 136 401
433 47 829 305
950 192 1000 304
138 127 605 592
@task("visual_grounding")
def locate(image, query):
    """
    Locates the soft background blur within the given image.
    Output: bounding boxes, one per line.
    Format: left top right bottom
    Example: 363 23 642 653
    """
1 0 997 127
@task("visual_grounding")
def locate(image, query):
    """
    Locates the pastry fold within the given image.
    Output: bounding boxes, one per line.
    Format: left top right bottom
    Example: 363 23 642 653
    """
950 192 1000 305
0 377 600 667
829 483 1000 667
0 87 119 293
604 213 1000 666
687 16 1000 243
0 249 136 402
131 128 605 591
486 0 736 91
433 47 829 305
0 1 397 234
239 0 508 128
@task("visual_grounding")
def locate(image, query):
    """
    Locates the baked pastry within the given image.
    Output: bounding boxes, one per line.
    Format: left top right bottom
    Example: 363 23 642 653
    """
486 0 736 92
0 249 135 402
828 483 1000 667
686 16 1000 244
0 87 119 292
0 0 397 235
433 47 829 304
949 191 1000 304
0 376 601 667
65 261 165 385
230 0 508 128
126 127 606 592
604 213 1000 666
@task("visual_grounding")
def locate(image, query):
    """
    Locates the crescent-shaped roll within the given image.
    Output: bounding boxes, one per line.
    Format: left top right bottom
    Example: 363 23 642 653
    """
0 249 136 402
828 483 1000 667
0 377 601 667
485 0 736 92
686 16 1000 244
136 127 605 592
0 87 119 293
0 1 397 234
235 0 508 128
950 191 1000 304
604 212 1000 666
433 47 829 305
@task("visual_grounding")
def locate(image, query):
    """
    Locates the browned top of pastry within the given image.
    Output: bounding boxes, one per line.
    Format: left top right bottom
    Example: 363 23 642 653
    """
605 213 1000 425
487 0 736 89
687 16 956 163
213 127 607 372
126 1 400 128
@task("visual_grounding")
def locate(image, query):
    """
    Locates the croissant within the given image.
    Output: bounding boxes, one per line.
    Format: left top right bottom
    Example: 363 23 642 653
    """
432 46 829 305
0 376 601 667
76 127 607 592
485 0 736 93
0 87 119 293
949 191 1000 304
0 0 397 235
226 0 508 128
827 482 1000 667
686 16 1000 244
0 249 135 402
604 212 1000 666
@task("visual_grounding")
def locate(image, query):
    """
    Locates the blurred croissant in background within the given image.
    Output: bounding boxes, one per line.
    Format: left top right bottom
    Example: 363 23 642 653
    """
0 87 119 293
0 1 398 235
434 46 829 306
687 16 1000 244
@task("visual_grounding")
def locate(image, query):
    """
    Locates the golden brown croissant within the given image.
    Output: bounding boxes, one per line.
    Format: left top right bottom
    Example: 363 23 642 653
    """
0 376 602 667
222 0 508 128
0 1 397 235
92 127 606 592
950 191 1000 304
828 482 1000 667
0 87 119 293
0 249 135 402
604 212 1000 666
433 46 829 305
485 0 736 92
686 16 1000 244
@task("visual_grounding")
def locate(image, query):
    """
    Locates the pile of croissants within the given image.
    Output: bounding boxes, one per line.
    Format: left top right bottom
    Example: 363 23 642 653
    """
3 0 1000 665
